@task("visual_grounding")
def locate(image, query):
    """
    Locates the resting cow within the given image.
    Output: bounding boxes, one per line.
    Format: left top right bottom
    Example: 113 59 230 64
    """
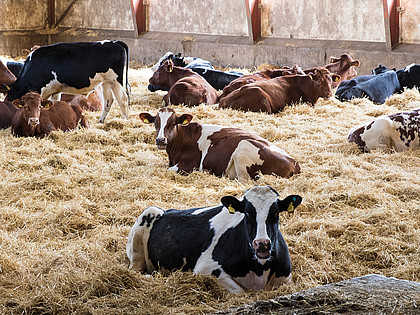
11 92 89 138
5 41 129 123
348 108 420 152
372 63 420 91
218 65 304 102
140 107 300 181
219 67 339 113
149 60 219 106
0 101 18 129
335 71 400 104
60 85 103 112
127 185 302 293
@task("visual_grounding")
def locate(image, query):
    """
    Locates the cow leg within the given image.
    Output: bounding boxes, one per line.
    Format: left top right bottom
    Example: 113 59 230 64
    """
109 82 129 119
98 84 115 123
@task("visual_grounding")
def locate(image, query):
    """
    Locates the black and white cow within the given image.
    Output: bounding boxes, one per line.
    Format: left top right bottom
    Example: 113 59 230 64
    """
372 63 420 91
5 41 129 123
348 108 420 152
6 61 24 78
127 185 302 293
335 71 400 104
149 52 242 91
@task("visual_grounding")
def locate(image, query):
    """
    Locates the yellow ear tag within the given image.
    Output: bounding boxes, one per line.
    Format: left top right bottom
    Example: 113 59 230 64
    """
44 104 50 108
18 104 23 108
228 205 235 214
309 74 313 80
182 119 188 125
6 86 10 91
287 202 294 213
143 118 149 123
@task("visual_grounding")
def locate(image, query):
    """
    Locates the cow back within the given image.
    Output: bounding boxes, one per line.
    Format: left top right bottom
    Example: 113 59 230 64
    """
0 101 18 129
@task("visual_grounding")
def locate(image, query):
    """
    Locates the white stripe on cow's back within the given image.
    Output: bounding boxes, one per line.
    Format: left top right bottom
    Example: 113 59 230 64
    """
157 111 174 140
197 124 225 171
225 139 263 181
192 206 216 215
267 143 292 158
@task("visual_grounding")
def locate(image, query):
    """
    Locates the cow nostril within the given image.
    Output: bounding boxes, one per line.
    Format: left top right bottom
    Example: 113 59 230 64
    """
253 239 271 251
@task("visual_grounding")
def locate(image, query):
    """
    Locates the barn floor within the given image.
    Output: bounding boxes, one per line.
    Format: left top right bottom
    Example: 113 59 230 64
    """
0 63 419 314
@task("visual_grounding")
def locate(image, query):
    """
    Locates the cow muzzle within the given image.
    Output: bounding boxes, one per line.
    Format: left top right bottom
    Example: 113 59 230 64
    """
253 238 271 259
28 117 40 126
156 137 167 150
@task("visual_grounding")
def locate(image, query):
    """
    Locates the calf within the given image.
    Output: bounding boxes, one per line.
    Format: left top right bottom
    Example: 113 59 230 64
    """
6 61 24 78
60 85 103 112
0 60 17 93
149 60 219 106
151 52 214 72
0 101 18 129
11 92 89 138
5 41 129 123
127 185 302 293
335 71 400 104
140 107 300 181
348 108 420 152
219 68 339 113
218 65 304 102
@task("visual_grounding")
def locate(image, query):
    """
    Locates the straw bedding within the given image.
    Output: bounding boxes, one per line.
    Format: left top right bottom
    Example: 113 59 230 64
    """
0 64 419 314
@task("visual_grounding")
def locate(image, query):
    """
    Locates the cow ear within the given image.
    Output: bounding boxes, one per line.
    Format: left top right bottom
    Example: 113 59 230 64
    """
277 195 302 214
332 74 341 82
351 60 360 67
221 196 243 214
12 99 24 108
41 100 53 109
139 112 155 124
177 114 193 125
330 57 339 63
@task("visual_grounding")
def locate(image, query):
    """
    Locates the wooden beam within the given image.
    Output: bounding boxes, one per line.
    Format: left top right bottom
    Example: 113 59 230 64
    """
48 0 55 27
383 0 400 50
53 0 80 28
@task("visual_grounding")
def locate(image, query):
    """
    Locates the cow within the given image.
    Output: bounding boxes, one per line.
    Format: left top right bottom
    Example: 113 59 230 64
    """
11 92 89 138
335 71 400 104
5 41 129 123
151 52 214 72
348 108 420 152
149 60 219 106
126 185 302 293
6 61 24 78
0 60 17 93
372 63 420 91
0 101 18 129
218 65 305 102
321 53 360 87
139 107 300 182
219 68 339 113
60 85 104 112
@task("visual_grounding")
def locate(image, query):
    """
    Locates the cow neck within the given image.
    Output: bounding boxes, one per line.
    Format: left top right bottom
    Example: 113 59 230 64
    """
166 122 202 161
168 68 198 87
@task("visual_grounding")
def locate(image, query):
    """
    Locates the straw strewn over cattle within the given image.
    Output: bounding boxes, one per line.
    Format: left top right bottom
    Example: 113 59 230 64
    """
0 63 419 314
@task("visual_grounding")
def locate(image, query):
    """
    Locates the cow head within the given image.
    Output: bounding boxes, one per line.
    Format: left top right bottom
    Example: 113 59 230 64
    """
327 54 360 85
307 67 340 99
13 92 53 130
149 60 175 88
0 59 17 92
221 186 302 262
140 107 193 150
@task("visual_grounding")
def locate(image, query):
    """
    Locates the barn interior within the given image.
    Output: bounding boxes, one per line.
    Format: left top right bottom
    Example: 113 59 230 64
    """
0 1 419 314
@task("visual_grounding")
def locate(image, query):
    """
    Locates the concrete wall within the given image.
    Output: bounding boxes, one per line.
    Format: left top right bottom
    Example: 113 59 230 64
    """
400 0 420 44
260 0 386 42
0 0 46 30
149 0 249 36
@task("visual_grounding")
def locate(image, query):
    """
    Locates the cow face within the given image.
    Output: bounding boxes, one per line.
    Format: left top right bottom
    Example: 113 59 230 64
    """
308 68 339 99
221 186 302 262
329 54 360 79
140 108 193 150
13 92 53 130
149 60 175 88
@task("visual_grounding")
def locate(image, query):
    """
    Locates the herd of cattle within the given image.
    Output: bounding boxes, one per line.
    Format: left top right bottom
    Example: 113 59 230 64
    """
0 40 419 293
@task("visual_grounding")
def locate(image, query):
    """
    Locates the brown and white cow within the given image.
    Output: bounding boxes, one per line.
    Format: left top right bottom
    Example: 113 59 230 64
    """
149 60 219 106
0 101 18 129
305 53 360 88
219 68 340 113
139 107 300 181
348 108 420 152
60 85 103 112
218 65 304 102
11 92 89 138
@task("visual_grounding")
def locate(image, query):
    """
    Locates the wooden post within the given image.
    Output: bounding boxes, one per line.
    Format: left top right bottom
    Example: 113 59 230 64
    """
131 0 149 36
383 0 400 50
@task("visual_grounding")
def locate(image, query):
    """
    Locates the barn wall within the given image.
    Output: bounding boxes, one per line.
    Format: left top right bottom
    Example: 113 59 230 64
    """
260 0 386 42
148 0 249 37
56 0 135 31
400 0 420 44
0 0 47 30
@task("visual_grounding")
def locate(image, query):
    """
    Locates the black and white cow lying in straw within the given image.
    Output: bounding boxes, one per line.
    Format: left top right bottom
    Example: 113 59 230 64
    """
5 41 129 123
372 63 420 91
127 185 302 293
348 108 420 152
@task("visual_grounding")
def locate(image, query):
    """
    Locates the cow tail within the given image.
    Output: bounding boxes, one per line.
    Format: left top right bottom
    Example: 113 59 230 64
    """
116 41 130 106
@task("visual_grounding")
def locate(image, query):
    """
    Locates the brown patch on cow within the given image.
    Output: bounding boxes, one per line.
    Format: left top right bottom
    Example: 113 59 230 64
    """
389 110 420 147
0 59 17 86
0 101 18 129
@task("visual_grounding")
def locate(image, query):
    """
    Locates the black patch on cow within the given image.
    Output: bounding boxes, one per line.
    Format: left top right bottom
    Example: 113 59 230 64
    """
147 206 223 271
390 110 420 147
139 213 159 228
212 269 221 278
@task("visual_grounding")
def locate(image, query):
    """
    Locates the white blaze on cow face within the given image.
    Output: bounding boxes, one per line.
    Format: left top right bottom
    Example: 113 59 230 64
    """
155 110 174 150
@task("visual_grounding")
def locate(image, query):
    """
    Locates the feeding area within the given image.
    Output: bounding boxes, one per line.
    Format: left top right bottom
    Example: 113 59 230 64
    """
0 63 419 314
